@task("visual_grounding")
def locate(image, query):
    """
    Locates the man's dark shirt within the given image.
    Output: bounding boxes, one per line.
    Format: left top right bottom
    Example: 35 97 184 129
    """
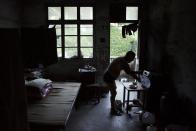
104 56 136 83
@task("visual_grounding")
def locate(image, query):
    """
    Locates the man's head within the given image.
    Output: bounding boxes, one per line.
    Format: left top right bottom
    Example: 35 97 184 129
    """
124 51 135 62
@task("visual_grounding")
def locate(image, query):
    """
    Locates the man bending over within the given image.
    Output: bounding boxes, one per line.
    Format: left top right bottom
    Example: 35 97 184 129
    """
103 51 140 115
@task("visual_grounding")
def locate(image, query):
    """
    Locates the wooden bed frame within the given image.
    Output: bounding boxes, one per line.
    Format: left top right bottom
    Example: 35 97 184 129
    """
27 82 81 130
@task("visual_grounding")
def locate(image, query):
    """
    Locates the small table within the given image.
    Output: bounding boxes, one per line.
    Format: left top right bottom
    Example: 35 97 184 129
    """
79 68 97 101
79 68 96 85
121 81 147 113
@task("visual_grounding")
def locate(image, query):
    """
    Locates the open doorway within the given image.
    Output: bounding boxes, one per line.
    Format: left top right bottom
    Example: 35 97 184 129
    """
110 23 139 70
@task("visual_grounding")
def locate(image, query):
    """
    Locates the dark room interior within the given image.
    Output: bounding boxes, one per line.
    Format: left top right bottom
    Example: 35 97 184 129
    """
1 0 196 131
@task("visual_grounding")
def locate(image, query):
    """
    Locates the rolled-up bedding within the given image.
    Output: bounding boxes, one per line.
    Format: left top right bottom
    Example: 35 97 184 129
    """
26 78 53 99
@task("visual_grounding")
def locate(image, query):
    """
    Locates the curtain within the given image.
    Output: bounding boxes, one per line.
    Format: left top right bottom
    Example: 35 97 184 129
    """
21 27 57 68
0 28 29 131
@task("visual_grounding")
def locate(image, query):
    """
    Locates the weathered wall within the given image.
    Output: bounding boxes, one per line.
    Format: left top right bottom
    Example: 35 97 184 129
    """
142 0 196 127
94 0 110 83
167 0 196 104
22 0 46 27
0 0 21 27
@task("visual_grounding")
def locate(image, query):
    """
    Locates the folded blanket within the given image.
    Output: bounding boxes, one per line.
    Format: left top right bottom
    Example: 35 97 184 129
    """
26 78 53 99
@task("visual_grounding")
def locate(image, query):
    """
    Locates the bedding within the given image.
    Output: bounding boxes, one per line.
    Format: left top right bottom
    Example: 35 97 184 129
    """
26 78 53 99
28 82 81 129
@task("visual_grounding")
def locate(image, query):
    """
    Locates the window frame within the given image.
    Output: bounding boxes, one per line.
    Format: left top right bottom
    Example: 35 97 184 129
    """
48 5 95 59
125 5 141 59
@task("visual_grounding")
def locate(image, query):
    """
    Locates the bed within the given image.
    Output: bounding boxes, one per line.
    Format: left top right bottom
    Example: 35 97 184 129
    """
27 82 81 130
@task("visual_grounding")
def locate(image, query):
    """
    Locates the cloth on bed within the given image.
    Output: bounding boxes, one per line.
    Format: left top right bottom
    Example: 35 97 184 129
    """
28 82 81 128
26 78 53 99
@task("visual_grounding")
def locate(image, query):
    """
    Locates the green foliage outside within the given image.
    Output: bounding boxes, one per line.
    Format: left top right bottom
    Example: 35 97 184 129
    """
110 23 137 58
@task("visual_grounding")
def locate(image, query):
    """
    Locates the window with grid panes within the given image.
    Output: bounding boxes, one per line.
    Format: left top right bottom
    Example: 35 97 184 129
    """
48 6 94 58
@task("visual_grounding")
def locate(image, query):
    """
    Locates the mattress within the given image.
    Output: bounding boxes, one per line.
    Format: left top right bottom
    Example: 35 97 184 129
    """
27 82 81 128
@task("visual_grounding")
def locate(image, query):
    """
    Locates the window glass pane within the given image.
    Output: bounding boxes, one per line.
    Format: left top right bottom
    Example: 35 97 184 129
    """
56 25 61 36
65 36 77 47
126 7 138 20
81 36 93 47
65 24 77 35
56 25 61 47
80 7 93 20
65 48 77 58
48 7 61 20
64 7 77 20
80 24 93 35
57 36 61 47
81 48 93 58
57 48 62 57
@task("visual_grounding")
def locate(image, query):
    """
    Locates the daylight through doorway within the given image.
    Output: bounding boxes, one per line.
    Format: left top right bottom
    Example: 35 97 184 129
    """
110 23 139 70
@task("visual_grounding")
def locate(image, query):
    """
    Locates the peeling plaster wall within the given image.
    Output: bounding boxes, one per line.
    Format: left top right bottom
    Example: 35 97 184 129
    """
166 0 196 104
143 0 196 126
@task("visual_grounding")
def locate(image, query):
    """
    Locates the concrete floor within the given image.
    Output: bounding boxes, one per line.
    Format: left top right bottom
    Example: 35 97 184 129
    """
63 80 145 131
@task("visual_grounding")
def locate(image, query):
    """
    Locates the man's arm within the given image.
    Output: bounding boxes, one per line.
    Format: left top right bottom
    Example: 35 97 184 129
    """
129 71 141 82
123 63 141 81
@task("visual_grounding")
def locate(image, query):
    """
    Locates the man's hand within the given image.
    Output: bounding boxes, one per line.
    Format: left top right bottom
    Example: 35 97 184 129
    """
129 71 141 82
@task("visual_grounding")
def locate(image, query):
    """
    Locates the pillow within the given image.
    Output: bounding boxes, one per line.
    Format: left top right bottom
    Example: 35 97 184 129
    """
26 78 53 99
